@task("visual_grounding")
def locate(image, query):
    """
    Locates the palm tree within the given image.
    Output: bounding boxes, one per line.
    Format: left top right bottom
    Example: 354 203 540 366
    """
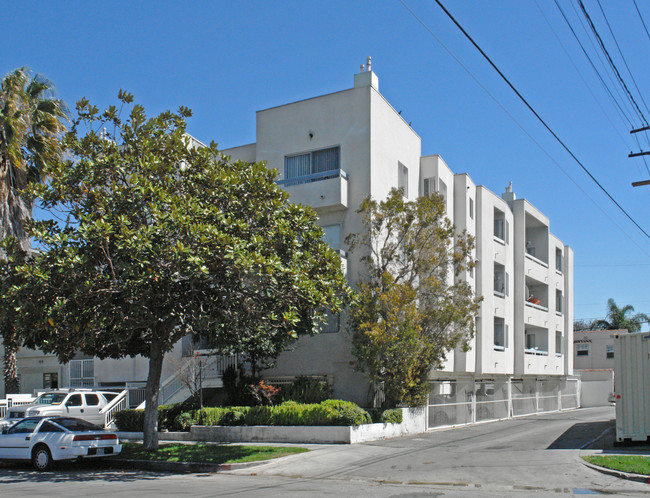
589 298 650 333
0 67 67 394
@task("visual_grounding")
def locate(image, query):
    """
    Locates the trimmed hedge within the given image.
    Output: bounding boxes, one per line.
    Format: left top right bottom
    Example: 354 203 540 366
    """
113 400 403 431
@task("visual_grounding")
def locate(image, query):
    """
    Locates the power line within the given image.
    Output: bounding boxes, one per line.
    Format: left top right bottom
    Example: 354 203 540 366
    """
429 0 650 241
536 0 632 151
596 0 650 119
632 0 650 44
397 0 650 258
577 0 648 126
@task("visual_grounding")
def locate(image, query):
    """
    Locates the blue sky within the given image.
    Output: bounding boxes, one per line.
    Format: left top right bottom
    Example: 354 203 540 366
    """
4 1 650 328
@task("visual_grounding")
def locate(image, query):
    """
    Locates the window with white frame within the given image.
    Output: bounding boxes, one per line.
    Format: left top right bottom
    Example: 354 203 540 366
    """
556 248 563 272
398 162 408 197
555 332 562 355
494 318 507 350
494 208 505 241
576 343 589 356
556 289 563 314
606 344 614 359
43 373 58 389
285 146 340 184
469 198 474 220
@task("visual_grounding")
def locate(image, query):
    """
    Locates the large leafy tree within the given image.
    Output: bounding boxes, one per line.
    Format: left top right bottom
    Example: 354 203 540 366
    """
576 298 649 333
0 67 67 394
347 189 481 408
1 92 352 448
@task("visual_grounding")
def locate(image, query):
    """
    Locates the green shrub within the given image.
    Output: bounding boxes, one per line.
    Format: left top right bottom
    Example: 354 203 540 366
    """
320 400 372 426
381 408 403 424
174 412 195 432
220 410 246 426
194 407 232 426
280 376 332 404
244 406 273 425
271 402 334 426
113 409 145 431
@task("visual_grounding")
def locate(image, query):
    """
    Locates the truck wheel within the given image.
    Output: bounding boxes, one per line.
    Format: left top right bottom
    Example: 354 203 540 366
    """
32 445 53 471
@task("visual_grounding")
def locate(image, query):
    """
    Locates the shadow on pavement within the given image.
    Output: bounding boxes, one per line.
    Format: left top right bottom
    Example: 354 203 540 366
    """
0 460 168 483
547 420 615 449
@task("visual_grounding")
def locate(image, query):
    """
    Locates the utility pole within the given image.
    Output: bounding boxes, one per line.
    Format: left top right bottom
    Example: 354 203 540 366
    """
629 126 650 187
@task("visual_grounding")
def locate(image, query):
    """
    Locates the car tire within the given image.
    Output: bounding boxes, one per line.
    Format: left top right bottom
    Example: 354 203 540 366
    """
32 445 53 471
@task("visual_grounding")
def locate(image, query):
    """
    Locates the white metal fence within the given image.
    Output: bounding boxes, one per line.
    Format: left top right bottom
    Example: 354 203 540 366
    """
428 377 580 429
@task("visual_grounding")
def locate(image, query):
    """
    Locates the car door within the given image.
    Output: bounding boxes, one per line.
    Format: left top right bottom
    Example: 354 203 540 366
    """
64 394 85 419
0 418 40 460
82 394 103 425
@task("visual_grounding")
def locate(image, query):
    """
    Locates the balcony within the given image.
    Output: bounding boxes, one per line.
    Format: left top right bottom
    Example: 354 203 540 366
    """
277 169 348 211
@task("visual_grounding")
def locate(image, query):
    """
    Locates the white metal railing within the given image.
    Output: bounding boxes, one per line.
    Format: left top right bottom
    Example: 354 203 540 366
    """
525 301 549 312
126 382 147 408
276 169 349 187
135 354 240 409
101 389 129 428
524 347 549 356
525 252 549 268
0 400 6 418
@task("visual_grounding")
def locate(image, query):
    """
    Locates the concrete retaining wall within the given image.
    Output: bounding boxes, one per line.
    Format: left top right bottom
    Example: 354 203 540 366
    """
118 407 427 444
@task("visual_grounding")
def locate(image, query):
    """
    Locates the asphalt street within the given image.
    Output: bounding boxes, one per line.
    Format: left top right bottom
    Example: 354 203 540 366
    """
1 406 649 497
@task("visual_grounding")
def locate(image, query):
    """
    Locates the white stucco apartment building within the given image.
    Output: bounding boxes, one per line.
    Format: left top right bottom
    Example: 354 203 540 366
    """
221 64 576 425
3 64 577 426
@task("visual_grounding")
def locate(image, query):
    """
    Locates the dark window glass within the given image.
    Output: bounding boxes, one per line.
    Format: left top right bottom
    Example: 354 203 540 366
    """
52 418 102 432
66 394 83 407
85 394 100 406
8 418 40 434
39 421 64 433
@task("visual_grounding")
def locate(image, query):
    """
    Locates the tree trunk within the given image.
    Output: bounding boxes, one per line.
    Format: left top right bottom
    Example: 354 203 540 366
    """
143 339 165 450
3 335 19 395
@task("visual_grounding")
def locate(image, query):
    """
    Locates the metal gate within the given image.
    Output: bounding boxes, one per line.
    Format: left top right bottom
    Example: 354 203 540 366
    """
69 359 95 387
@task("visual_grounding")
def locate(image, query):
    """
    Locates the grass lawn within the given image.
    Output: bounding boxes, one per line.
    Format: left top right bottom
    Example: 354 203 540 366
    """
582 455 650 475
120 442 309 464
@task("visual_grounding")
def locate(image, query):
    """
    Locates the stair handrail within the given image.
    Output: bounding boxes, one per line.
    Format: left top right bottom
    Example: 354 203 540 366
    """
101 389 129 428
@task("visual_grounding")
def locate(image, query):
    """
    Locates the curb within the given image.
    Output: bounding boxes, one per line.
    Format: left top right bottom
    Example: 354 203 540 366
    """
106 458 264 474
582 461 650 484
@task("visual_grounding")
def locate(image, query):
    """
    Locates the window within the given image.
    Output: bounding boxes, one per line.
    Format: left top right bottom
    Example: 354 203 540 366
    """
8 418 40 434
321 312 339 334
494 264 508 296
84 394 100 406
526 333 535 350
423 177 435 197
576 343 589 356
438 179 447 209
285 146 340 185
469 198 474 220
39 421 63 433
555 332 562 355
322 224 341 252
556 248 563 272
606 345 614 359
494 209 505 241
398 162 408 197
556 290 563 314
66 394 83 407
43 373 58 389
494 319 506 350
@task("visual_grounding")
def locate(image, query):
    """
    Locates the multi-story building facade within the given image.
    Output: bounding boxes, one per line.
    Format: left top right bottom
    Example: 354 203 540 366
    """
3 64 576 425
221 63 576 425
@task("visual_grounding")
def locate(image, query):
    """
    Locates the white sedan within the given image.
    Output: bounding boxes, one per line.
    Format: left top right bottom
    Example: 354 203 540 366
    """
0 416 122 471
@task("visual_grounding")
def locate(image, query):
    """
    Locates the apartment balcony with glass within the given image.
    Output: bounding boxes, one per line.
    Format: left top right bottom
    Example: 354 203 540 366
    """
525 325 549 356
277 146 348 211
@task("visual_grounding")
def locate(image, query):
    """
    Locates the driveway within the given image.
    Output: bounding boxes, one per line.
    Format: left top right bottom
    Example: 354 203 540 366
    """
1 406 648 496
232 405 649 495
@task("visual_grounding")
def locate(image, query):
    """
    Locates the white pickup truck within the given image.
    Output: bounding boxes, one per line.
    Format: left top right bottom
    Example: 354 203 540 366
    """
1 390 120 428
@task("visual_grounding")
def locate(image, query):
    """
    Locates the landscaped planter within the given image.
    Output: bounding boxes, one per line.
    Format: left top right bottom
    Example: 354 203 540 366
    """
118 407 427 444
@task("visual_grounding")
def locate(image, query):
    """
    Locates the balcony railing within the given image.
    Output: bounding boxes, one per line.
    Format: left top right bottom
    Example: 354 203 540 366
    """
525 300 548 312
525 347 549 356
525 252 548 268
277 169 349 187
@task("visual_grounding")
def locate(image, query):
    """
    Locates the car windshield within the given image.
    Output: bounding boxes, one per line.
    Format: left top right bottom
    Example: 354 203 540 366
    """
36 393 67 405
52 418 103 432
